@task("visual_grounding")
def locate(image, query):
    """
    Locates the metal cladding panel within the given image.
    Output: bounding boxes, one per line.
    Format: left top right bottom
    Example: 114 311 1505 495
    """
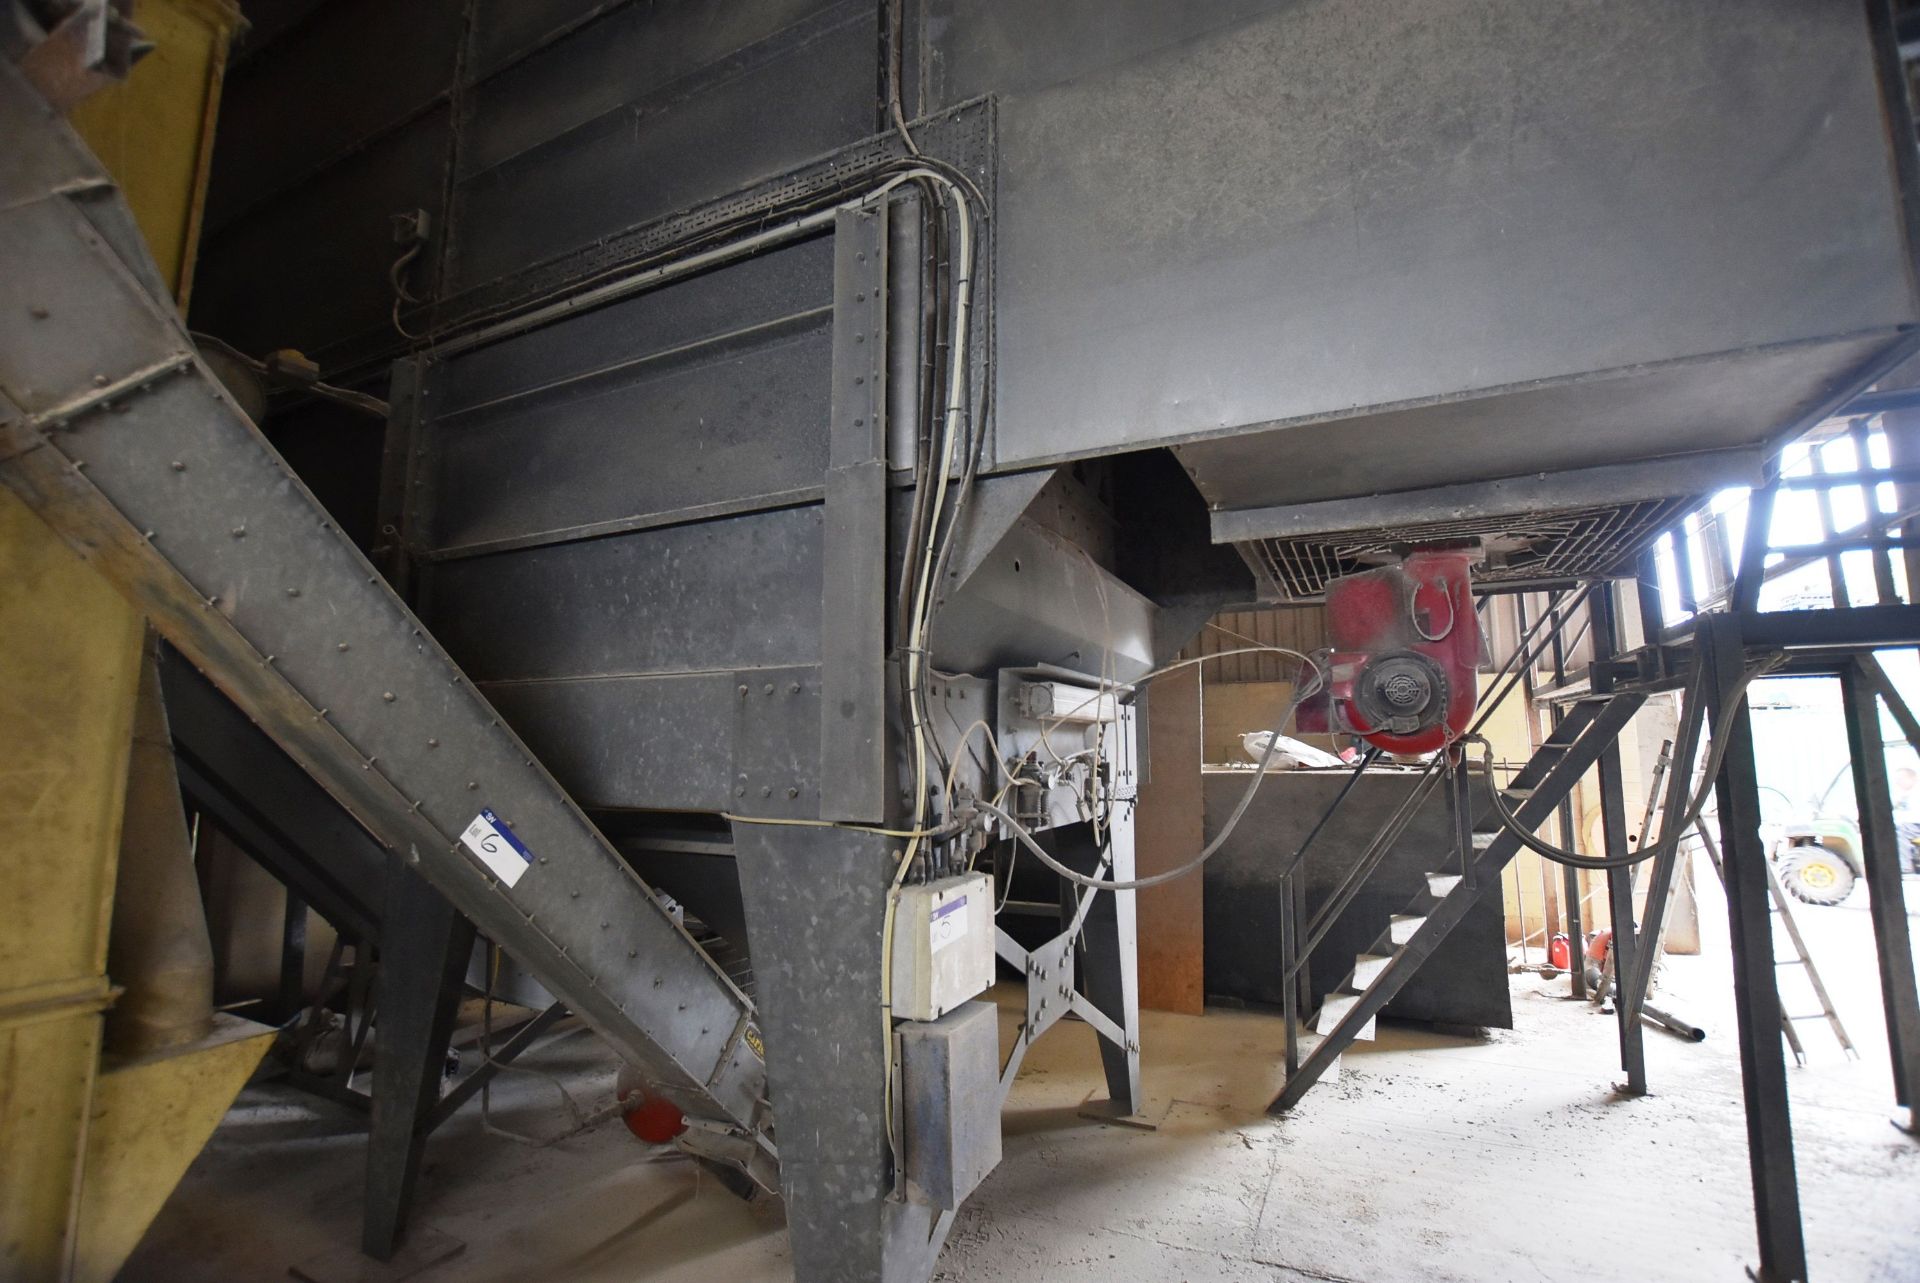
446 1 877 294
932 515 1156 682
1175 333 1896 513
201 0 464 233
482 672 741 812
919 0 1280 109
191 110 454 358
461 0 860 169
971 0 1919 488
429 235 835 416
422 325 833 555
418 237 836 556
419 506 824 683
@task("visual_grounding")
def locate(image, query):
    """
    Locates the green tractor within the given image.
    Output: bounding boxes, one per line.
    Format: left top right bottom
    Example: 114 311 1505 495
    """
1765 756 1920 906
1772 819 1864 907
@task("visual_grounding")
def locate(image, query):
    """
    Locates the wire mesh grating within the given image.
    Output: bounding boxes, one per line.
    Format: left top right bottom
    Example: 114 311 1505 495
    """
1240 497 1697 600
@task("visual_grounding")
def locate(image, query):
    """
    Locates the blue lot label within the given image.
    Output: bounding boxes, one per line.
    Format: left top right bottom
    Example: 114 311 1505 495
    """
459 808 534 887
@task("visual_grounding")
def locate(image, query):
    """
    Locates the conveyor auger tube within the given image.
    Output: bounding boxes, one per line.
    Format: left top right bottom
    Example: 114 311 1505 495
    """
0 59 775 1186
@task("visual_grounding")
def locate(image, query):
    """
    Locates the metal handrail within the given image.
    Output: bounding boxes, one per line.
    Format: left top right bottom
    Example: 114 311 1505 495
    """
1279 583 1591 984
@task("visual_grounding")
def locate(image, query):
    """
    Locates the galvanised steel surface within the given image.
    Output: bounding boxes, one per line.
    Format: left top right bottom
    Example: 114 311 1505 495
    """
191 1 1920 613
937 0 1920 493
137 2 1920 1278
0 61 773 1174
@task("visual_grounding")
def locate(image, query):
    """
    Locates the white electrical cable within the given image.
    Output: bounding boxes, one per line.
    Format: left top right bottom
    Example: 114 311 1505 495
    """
871 166 977 1169
973 651 1329 892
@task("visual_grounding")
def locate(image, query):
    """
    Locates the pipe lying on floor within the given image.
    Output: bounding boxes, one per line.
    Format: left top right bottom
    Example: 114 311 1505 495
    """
1641 1001 1707 1043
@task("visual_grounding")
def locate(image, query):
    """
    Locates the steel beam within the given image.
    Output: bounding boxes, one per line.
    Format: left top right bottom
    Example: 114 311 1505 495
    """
1590 590 1647 1094
820 204 890 822
1052 822 1142 1114
363 865 475 1260
0 60 770 1170
1619 666 1709 1028
1700 613 1807 1283
1737 603 1920 651
732 823 946 1283
1840 659 1920 1131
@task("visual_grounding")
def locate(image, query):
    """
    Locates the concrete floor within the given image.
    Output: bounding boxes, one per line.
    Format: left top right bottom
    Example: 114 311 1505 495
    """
124 880 1920 1283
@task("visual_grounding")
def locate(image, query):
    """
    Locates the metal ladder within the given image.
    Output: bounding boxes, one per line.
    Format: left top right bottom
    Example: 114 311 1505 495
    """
1693 824 1856 1063
0 58 775 1186
1271 691 1648 1112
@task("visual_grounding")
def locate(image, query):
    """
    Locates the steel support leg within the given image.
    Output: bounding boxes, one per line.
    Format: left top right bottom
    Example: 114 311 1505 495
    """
1701 614 1807 1283
733 825 945 1283
1055 817 1142 1113
362 865 475 1260
1840 659 1920 1131
276 890 308 1026
1592 592 1647 1093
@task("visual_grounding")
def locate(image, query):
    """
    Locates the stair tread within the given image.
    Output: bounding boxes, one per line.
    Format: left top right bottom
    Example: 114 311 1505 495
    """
1351 953 1393 985
1289 1032 1342 1083
1311 995 1376 1040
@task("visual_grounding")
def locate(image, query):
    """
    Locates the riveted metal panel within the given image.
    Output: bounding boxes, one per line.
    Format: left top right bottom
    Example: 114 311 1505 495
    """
731 665 824 821
820 206 889 821
429 234 835 417
460 0 861 171
419 506 822 683
446 1 877 294
0 77 769 1164
420 323 834 557
481 671 742 813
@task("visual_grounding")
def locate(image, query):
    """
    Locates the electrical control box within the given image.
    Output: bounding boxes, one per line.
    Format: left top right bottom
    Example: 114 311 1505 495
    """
890 872 995 1022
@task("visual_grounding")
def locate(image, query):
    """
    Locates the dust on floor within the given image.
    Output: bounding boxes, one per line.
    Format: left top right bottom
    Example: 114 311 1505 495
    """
124 884 1920 1282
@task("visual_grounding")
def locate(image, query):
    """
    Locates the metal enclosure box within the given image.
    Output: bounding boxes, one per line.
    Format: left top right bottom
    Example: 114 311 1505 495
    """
897 1000 1002 1209
890 873 996 1022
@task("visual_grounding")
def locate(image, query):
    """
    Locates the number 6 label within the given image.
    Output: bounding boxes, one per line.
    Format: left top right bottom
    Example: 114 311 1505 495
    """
459 808 534 888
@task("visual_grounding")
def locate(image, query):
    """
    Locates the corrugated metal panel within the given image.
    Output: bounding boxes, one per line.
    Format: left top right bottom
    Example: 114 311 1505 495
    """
1178 606 1327 684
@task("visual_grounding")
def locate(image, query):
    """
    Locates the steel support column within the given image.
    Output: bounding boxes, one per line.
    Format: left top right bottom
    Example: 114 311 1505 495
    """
1840 658 1920 1132
1051 821 1142 1114
732 824 945 1283
363 864 475 1260
1701 613 1807 1282
1591 589 1646 1093
1620 668 1709 1027
1546 596 1587 997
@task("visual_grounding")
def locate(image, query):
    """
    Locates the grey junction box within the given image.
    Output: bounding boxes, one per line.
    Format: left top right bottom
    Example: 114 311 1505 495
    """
897 1000 1003 1210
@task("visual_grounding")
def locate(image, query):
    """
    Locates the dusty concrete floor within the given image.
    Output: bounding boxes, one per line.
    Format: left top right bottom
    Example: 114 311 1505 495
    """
125 880 1920 1282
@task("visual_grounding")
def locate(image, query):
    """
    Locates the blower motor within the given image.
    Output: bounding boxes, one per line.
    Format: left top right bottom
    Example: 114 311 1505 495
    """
1299 546 1483 756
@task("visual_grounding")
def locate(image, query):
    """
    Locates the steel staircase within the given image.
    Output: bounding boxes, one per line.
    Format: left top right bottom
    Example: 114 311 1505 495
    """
1271 691 1647 1112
